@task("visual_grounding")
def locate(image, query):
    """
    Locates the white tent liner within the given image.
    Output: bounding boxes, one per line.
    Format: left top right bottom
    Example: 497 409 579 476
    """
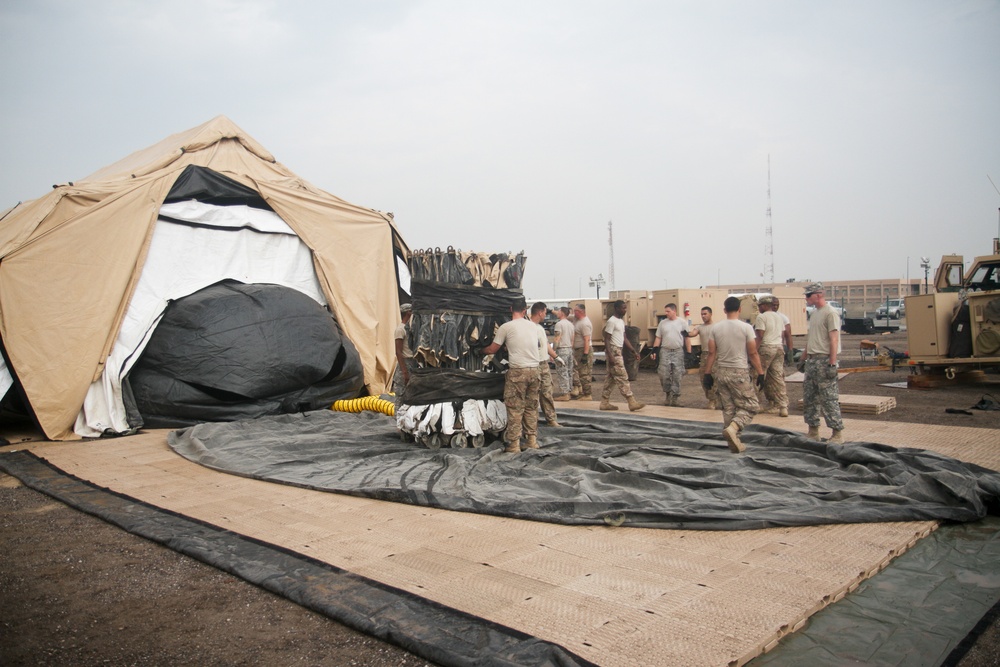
0 358 11 403
158 200 298 234
75 201 325 437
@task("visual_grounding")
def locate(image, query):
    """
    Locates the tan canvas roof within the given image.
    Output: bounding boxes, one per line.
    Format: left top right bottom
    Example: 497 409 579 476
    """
0 116 408 440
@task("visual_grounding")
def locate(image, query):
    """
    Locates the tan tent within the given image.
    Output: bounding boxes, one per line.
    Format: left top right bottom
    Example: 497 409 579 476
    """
0 116 409 440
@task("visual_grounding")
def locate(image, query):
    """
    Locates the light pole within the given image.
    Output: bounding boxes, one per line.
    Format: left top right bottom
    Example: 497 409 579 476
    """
920 257 931 294
588 273 606 299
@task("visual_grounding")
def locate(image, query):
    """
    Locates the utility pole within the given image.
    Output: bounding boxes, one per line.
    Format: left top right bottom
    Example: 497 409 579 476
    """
607 220 615 293
764 155 774 284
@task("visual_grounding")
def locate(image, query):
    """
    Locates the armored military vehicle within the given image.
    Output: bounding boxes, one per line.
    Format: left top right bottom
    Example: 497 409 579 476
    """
906 241 1000 378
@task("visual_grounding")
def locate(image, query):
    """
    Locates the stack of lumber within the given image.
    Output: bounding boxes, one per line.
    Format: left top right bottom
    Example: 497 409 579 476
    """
797 394 896 414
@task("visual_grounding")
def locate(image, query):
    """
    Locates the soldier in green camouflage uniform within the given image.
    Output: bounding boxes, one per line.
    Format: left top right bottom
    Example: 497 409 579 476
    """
801 283 845 443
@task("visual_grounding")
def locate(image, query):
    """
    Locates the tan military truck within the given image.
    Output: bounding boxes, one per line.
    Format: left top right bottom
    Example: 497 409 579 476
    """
906 243 1000 379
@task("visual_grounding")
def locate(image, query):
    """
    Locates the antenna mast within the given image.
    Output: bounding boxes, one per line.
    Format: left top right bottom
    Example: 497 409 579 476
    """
608 220 616 292
764 155 774 284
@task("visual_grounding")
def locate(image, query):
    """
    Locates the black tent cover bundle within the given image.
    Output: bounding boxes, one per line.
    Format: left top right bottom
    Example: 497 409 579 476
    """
124 281 364 429
399 367 505 405
409 279 526 314
169 409 1000 531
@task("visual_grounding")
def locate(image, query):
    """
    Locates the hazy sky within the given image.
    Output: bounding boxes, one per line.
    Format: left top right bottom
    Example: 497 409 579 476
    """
2 0 998 299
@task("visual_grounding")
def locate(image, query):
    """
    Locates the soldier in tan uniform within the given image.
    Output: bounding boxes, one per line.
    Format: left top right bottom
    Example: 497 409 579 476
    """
530 302 563 427
691 306 718 409
754 296 789 417
482 298 541 453
599 300 645 412
704 296 764 453
570 304 593 399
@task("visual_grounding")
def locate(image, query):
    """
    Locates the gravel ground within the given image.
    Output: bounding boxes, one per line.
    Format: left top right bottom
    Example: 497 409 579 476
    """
2 329 999 666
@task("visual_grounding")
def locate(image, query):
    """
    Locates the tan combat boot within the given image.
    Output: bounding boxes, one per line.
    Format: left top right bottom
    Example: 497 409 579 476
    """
723 423 745 453
778 407 789 417
599 399 618 411
627 395 645 411
504 440 521 454
553 394 571 402
828 430 845 444
807 425 820 440
524 435 539 449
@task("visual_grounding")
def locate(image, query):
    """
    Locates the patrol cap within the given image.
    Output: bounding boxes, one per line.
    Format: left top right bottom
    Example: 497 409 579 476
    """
758 295 774 305
400 303 412 313
803 282 824 296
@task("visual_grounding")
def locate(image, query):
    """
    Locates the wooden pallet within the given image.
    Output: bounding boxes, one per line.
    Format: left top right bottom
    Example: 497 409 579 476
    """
907 371 988 389
797 394 896 414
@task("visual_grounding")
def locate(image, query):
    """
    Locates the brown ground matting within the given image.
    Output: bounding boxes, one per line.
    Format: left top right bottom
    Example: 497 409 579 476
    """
4 406 998 667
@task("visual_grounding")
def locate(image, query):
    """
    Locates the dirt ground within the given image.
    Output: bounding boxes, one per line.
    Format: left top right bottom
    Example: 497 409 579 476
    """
2 329 999 666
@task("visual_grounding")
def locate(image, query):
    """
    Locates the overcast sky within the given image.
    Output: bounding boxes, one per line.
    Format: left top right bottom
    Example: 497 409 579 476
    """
2 0 998 299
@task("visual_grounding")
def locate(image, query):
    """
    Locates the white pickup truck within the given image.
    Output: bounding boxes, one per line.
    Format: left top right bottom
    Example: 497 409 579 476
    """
875 299 905 319
806 300 846 323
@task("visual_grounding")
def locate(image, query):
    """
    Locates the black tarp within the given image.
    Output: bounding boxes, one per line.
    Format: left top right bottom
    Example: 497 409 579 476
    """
169 409 1000 531
125 281 364 428
410 279 526 314
400 368 505 405
163 164 271 210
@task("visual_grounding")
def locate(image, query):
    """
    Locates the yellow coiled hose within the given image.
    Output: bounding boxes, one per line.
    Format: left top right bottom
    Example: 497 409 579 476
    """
331 396 396 416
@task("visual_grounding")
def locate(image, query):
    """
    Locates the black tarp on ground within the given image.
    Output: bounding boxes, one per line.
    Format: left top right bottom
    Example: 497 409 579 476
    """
125 281 364 429
169 409 1000 530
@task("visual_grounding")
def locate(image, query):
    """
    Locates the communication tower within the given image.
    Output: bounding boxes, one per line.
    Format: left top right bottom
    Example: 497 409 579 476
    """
608 220 615 292
764 156 774 284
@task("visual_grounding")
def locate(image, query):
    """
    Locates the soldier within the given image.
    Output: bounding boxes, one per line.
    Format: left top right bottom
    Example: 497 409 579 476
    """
704 296 765 453
691 306 718 409
800 282 846 443
392 303 414 404
552 306 574 400
754 296 789 417
771 296 795 363
570 303 593 399
650 303 691 407
530 302 563 427
599 300 645 412
481 298 542 453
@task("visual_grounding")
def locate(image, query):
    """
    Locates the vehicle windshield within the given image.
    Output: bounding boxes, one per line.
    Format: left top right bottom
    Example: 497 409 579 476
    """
967 261 1000 291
